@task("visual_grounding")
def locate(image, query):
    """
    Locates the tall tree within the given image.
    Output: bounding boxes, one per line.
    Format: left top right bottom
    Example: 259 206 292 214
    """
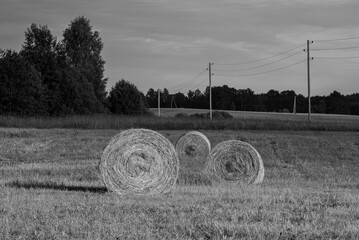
0 50 46 115
173 92 186 108
326 91 350 114
62 16 107 112
348 93 359 115
21 24 57 76
20 23 60 114
161 88 170 108
146 88 158 108
211 85 236 110
236 88 254 111
266 89 280 112
279 90 296 112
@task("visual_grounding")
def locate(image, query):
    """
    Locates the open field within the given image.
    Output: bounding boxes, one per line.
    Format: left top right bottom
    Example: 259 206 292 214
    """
1 111 359 131
151 107 359 123
0 127 358 239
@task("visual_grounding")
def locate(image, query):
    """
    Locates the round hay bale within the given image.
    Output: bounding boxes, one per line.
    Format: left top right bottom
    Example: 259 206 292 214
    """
205 140 264 185
175 131 211 161
100 129 179 195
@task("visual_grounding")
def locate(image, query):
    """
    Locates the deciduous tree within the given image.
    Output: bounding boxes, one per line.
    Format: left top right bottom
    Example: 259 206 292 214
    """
20 24 60 114
0 50 46 115
108 79 148 115
62 16 107 112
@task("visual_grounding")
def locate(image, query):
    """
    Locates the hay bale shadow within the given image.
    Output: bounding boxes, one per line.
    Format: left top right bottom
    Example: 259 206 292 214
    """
4 180 108 193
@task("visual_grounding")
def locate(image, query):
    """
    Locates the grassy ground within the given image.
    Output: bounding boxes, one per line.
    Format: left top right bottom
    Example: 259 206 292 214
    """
1 112 359 131
151 108 359 122
0 128 359 239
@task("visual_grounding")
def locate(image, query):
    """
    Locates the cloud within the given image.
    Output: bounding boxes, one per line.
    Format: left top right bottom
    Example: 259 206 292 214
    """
119 37 201 55
193 38 255 52
1 0 358 95
118 36 259 57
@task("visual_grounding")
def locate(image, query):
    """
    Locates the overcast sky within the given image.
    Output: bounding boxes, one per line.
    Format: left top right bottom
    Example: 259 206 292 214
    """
1 0 359 96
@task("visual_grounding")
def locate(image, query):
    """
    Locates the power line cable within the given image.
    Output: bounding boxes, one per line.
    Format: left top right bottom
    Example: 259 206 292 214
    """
169 71 208 93
169 76 208 95
311 45 359 51
189 76 209 92
168 69 206 90
214 51 303 72
167 69 206 92
215 43 306 66
313 36 359 42
314 56 359 60
215 59 306 77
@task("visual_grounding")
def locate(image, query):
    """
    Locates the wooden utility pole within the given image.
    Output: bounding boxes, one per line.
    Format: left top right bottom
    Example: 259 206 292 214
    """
208 62 213 120
158 88 160 117
307 40 311 122
293 95 297 114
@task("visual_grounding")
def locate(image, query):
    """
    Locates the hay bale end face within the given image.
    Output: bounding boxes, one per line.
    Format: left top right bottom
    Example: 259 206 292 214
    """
205 140 264 185
100 129 179 195
175 131 211 162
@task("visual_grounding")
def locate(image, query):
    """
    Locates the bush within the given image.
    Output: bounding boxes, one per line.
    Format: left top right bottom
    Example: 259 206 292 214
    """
212 111 233 119
174 111 233 119
107 79 149 115
174 113 189 118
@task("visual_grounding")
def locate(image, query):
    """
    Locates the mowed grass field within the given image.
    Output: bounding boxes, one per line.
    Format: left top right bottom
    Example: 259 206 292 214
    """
151 107 359 123
1 110 359 132
0 125 358 239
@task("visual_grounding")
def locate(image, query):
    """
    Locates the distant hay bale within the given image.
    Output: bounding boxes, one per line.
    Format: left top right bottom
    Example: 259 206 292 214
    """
100 129 179 195
205 140 264 185
175 131 211 162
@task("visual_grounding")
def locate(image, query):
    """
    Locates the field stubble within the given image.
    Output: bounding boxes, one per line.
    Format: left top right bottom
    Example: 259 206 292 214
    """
1 111 359 131
0 127 358 239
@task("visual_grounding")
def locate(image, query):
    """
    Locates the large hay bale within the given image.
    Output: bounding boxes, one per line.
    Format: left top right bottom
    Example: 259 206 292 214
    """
175 131 211 162
100 129 179 195
205 140 264 185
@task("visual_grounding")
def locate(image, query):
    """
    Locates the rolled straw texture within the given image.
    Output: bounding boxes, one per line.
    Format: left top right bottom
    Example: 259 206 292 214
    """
175 131 211 161
100 129 179 195
205 140 264 185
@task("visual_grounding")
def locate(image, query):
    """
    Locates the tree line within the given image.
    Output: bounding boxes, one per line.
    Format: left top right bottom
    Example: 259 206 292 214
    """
146 86 359 115
1 17 358 116
0 17 109 116
0 17 151 116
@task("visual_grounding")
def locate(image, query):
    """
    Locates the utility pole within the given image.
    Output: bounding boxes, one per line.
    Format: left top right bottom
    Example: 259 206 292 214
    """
306 40 312 122
293 95 297 114
209 63 212 120
158 88 160 117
